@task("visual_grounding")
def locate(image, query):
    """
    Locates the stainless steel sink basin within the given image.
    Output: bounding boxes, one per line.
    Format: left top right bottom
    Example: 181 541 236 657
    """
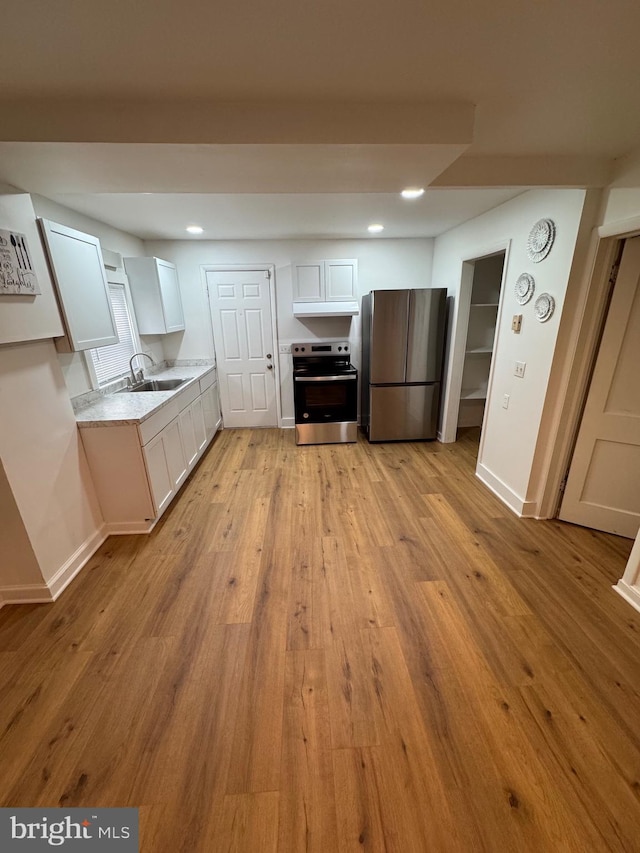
119 378 192 393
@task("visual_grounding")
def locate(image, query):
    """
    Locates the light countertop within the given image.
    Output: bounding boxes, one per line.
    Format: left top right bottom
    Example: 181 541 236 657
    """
75 364 216 428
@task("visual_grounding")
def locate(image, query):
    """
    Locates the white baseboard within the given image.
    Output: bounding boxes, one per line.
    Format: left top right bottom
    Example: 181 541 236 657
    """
476 463 530 517
0 525 109 611
613 580 640 614
281 417 295 429
47 526 109 600
0 582 54 607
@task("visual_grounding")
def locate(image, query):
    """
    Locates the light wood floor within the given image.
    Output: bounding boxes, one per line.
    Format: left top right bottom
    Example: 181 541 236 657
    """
1 428 639 852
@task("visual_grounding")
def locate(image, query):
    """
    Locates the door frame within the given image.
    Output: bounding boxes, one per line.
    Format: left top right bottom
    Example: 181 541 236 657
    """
538 222 640 520
440 239 511 444
200 263 282 428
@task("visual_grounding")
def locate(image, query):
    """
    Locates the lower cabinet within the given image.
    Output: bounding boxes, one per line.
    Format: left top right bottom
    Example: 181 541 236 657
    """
80 370 222 532
202 381 221 441
143 417 188 517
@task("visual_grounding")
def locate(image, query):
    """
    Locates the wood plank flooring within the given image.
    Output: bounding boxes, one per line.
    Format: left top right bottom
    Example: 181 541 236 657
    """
1 427 639 852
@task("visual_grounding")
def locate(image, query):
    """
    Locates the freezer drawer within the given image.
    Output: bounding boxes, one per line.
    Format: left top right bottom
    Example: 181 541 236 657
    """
369 383 440 441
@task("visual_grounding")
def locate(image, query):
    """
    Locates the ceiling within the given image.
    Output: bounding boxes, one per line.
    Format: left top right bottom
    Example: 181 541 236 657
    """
1 0 640 239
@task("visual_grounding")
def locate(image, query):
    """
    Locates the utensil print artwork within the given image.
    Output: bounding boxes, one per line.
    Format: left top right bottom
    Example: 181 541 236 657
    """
21 236 32 270
0 229 40 294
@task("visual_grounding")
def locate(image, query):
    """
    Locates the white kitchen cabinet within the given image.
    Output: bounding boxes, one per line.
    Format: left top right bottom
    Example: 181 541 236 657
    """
179 403 198 470
143 420 187 517
38 218 118 352
123 256 185 334
200 372 222 442
79 369 220 533
191 395 208 456
293 259 357 302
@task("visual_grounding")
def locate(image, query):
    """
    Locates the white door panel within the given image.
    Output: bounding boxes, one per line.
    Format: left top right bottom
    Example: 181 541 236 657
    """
206 268 277 428
250 373 268 411
560 236 640 538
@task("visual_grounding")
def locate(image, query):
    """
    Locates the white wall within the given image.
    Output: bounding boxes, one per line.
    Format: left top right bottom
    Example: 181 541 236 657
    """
432 189 588 513
0 459 43 589
143 237 434 422
600 189 640 228
0 339 105 600
31 195 164 398
0 193 64 345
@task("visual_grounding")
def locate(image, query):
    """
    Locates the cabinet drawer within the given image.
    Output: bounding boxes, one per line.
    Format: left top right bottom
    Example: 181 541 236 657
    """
174 380 200 410
138 398 181 445
199 367 217 393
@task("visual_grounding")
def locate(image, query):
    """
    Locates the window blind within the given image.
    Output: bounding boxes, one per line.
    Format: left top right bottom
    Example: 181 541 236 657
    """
90 283 137 385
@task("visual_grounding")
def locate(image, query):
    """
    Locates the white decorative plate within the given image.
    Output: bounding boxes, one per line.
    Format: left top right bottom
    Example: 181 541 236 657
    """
534 293 555 322
527 218 556 263
514 273 535 305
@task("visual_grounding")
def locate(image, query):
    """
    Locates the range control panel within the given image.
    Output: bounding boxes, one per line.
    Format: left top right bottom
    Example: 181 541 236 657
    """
291 341 350 356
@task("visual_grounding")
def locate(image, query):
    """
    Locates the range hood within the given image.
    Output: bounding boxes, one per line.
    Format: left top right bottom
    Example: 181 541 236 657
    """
292 300 359 318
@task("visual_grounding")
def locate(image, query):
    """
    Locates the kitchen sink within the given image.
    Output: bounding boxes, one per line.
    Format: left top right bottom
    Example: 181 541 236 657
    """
119 378 192 393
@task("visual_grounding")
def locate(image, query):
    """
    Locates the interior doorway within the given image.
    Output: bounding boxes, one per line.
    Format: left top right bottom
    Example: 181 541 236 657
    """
559 236 640 539
456 252 506 452
203 265 280 428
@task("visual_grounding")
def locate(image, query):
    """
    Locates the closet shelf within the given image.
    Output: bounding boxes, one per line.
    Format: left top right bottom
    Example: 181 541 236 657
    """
461 390 487 400
470 302 499 308
465 346 493 354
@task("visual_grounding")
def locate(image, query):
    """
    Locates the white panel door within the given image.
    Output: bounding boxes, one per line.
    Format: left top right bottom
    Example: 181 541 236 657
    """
560 236 640 538
206 269 277 428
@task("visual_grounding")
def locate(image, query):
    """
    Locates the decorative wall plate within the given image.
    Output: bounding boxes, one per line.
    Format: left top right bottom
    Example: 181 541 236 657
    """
534 292 555 322
514 273 535 305
527 218 556 263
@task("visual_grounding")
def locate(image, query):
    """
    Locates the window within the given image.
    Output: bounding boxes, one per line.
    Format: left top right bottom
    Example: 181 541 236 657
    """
88 281 138 386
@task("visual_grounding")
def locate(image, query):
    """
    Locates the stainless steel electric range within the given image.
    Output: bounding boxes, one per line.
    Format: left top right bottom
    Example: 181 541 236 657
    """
292 341 358 445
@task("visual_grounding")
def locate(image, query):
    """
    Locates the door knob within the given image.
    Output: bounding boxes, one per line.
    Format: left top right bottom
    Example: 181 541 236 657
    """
266 353 272 359
267 364 273 370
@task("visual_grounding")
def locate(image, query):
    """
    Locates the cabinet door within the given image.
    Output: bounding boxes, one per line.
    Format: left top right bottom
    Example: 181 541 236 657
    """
163 417 189 490
293 262 323 301
202 383 221 441
156 260 185 332
325 259 357 301
191 396 208 456
179 404 199 470
143 431 175 517
38 219 118 350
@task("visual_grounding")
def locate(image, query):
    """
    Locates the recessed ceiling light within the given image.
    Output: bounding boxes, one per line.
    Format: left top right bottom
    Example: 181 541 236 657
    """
186 225 204 235
401 187 425 200
368 223 384 234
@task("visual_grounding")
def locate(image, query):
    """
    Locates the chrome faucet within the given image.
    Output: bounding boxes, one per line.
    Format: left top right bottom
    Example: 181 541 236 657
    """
129 352 155 385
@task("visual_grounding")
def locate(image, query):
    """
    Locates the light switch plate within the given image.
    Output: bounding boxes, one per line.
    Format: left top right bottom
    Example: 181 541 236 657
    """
279 343 291 354
514 361 526 378
511 314 522 333
502 394 510 409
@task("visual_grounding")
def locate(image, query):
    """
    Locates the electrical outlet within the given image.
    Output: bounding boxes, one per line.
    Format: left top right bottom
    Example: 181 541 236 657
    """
511 314 522 333
279 343 291 354
502 394 510 409
514 361 526 378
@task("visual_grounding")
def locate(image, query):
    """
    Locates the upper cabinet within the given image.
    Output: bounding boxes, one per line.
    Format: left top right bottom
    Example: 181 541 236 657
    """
124 257 185 335
293 259 357 302
38 218 118 352
292 258 359 317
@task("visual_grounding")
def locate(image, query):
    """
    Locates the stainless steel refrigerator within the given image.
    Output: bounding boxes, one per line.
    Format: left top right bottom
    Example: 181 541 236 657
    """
360 288 447 441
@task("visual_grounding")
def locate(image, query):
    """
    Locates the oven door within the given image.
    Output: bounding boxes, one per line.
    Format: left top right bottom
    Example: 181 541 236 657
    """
294 374 357 424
